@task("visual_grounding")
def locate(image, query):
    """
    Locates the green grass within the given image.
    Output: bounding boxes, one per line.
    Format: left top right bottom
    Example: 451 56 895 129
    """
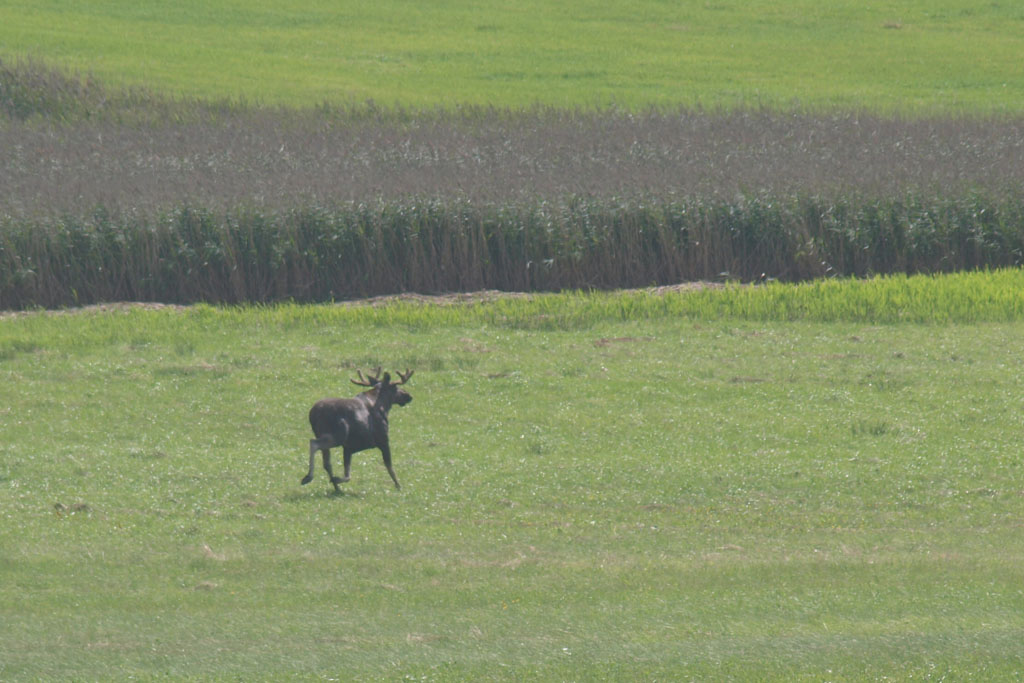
3 0 1024 112
2 273 1024 679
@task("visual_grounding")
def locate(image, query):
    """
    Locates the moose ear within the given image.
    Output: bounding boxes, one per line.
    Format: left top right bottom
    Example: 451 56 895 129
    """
381 372 391 385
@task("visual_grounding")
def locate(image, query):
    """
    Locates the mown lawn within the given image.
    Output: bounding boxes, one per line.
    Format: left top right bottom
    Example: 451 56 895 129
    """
2 279 1023 678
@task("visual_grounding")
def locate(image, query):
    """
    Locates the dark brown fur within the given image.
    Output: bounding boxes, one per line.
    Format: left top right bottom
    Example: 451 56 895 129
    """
302 368 413 491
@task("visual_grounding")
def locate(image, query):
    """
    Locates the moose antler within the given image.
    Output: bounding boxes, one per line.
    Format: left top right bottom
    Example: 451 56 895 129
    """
350 366 383 387
351 367 412 387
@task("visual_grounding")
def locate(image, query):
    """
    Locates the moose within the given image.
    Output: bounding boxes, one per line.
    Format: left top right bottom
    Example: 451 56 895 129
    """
302 367 414 491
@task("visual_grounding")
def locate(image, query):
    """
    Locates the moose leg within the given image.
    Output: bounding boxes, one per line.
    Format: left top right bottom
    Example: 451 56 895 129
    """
322 449 348 492
303 435 334 485
303 438 321 485
341 448 354 483
380 444 401 490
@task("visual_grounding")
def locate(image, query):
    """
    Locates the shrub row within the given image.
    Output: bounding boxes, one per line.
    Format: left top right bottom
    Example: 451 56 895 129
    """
2 194 1022 310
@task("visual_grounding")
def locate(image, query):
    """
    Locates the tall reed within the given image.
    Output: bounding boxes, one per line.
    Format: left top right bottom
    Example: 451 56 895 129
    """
2 194 1022 309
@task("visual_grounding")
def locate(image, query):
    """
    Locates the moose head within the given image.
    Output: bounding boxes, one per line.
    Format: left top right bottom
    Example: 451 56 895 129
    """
351 367 414 409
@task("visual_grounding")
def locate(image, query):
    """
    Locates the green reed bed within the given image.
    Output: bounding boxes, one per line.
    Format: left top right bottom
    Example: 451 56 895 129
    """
3 196 1023 310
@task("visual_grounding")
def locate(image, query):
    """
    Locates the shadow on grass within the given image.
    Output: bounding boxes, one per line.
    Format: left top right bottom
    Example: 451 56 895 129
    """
282 487 364 502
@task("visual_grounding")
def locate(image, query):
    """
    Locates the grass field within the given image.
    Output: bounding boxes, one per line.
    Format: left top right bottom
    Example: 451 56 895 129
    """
4 1 1024 678
2 274 1024 679
3 0 1024 112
